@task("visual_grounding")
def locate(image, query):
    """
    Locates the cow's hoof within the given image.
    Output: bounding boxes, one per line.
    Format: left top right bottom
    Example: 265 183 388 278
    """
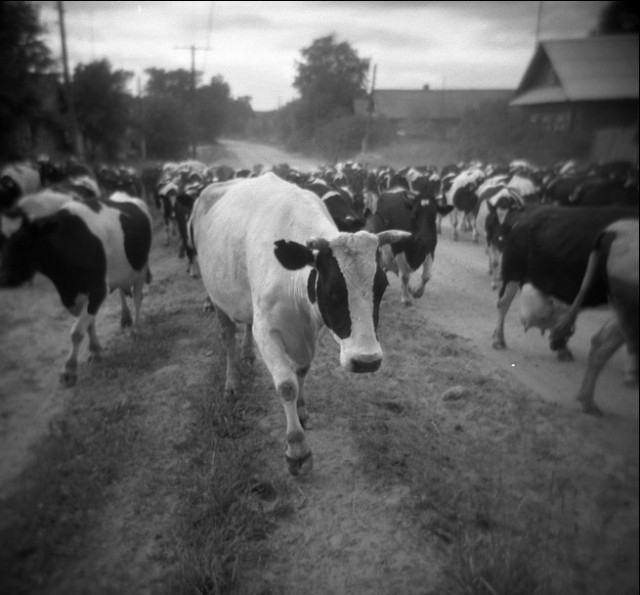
298 410 310 429
88 351 102 363
492 339 506 350
285 451 313 476
121 314 133 328
579 397 603 417
60 370 78 387
557 348 574 362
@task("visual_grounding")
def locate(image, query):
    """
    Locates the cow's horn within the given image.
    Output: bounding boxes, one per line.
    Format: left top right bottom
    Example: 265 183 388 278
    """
306 237 330 251
377 230 412 246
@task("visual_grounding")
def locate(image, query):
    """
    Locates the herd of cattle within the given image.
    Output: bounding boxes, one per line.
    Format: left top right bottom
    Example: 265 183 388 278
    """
0 154 637 473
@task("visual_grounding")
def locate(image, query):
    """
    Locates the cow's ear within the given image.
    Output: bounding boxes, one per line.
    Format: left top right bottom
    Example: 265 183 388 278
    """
274 239 315 270
176 193 194 208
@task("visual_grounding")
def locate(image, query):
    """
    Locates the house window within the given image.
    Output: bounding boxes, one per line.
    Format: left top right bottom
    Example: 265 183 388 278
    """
553 111 570 132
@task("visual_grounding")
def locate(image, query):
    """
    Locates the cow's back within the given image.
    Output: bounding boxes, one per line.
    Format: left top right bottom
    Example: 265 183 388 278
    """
502 205 638 305
62 194 152 290
193 173 336 322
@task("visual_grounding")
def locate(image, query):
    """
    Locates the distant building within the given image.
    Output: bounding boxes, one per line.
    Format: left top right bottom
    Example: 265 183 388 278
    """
510 35 639 162
354 88 514 140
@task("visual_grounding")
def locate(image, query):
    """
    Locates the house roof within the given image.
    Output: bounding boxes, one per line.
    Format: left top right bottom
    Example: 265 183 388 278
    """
355 89 514 120
511 35 639 107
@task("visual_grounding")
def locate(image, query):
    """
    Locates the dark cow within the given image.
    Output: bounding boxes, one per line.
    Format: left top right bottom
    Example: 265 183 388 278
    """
474 178 524 289
305 178 363 232
188 173 409 475
174 174 206 277
549 219 638 415
0 162 41 212
0 191 153 386
569 172 639 209
491 205 638 362
364 174 453 305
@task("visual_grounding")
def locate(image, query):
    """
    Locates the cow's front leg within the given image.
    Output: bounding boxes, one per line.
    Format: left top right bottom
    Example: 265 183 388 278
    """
492 281 518 349
131 268 147 329
400 273 413 306
241 323 255 364
62 310 95 386
87 319 102 362
412 253 433 299
216 308 240 396
254 320 313 476
450 211 459 241
120 289 133 328
488 245 501 290
296 365 311 429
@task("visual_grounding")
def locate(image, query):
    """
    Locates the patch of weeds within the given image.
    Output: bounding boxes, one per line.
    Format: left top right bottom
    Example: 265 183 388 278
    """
0 395 140 595
161 350 288 595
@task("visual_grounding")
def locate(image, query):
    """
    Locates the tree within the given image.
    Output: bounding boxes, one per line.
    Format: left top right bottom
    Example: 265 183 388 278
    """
141 95 190 160
597 1 639 34
0 1 53 159
72 59 133 161
293 35 369 132
196 76 232 143
145 68 197 105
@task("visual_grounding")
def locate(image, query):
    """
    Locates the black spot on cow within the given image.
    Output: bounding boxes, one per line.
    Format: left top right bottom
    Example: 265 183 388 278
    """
314 247 351 339
103 198 152 271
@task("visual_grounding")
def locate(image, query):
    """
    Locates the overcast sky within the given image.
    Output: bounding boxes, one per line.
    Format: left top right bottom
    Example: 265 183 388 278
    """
35 1 611 111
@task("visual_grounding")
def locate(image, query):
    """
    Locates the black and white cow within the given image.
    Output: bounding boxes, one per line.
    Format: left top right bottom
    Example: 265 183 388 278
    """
491 205 638 361
445 167 486 241
305 178 364 232
364 174 453 306
174 174 206 277
0 191 153 386
0 162 41 212
188 173 409 475
474 177 524 289
549 218 638 414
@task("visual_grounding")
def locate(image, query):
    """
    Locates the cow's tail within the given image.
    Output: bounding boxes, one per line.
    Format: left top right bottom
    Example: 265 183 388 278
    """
550 231 610 345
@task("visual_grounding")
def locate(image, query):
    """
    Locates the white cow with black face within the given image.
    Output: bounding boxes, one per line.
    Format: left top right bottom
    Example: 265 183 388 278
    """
188 173 409 475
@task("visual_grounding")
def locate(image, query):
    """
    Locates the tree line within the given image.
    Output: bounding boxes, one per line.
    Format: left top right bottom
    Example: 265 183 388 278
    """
1 1 635 164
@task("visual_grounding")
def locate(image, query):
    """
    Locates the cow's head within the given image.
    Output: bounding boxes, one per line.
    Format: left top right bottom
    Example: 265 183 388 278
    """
274 230 410 373
0 209 50 287
0 176 21 212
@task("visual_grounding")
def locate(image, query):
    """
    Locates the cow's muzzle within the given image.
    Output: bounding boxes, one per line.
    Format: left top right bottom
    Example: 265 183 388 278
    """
349 357 382 373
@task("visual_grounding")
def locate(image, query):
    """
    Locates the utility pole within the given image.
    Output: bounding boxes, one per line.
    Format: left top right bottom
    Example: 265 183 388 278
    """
57 0 83 159
361 63 377 155
175 45 210 158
